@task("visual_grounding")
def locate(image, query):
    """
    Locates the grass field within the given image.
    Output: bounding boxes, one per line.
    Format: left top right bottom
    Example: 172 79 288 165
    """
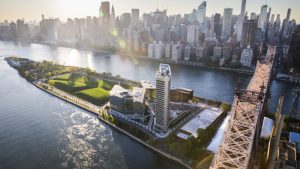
75 88 109 106
48 79 87 93
48 73 116 106
53 74 71 81
49 73 98 93
97 80 117 90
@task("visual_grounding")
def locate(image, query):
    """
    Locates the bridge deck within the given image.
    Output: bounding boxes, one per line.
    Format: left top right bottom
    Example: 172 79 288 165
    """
210 46 276 169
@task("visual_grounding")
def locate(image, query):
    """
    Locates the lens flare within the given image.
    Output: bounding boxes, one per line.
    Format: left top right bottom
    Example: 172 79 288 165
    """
119 39 126 49
110 29 118 37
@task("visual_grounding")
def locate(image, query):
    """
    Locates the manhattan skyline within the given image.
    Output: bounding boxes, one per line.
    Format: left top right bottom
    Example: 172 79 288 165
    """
1 0 300 168
1 0 299 22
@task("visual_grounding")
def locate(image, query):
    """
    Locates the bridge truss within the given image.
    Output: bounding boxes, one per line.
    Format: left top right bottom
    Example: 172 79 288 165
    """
210 46 276 169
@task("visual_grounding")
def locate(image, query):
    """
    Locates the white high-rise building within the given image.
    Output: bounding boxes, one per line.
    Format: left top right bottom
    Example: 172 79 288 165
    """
184 45 191 61
235 0 247 41
258 5 268 31
187 25 199 44
133 31 140 52
240 45 253 67
131 9 139 27
197 1 206 26
222 8 233 39
213 46 222 59
240 0 247 16
154 41 165 59
165 43 172 59
155 64 171 133
148 43 155 58
171 42 183 61
196 45 207 59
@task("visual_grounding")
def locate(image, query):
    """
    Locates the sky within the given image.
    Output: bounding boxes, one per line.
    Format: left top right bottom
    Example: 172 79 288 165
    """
0 0 299 23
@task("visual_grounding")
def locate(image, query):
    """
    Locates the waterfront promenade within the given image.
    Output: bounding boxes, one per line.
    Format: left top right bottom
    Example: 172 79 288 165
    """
33 81 192 169
120 52 255 75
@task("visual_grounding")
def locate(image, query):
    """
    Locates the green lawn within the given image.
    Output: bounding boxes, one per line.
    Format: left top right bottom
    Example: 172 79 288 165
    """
53 74 71 81
49 73 98 93
48 79 87 93
48 73 131 106
75 88 109 106
97 80 117 90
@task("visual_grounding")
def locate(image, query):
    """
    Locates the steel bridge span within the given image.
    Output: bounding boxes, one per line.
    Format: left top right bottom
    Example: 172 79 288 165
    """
210 46 276 169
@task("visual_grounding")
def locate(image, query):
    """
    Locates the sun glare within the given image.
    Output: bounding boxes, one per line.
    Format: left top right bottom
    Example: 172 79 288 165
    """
58 0 100 19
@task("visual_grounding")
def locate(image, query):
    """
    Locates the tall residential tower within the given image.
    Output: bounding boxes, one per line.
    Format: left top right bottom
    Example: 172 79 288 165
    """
258 5 268 31
197 1 207 26
241 19 257 48
99 1 110 24
236 0 247 41
155 64 171 133
222 8 233 39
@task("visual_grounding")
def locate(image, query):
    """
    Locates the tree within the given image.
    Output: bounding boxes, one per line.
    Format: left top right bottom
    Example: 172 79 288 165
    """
221 103 231 113
108 115 114 123
24 71 30 77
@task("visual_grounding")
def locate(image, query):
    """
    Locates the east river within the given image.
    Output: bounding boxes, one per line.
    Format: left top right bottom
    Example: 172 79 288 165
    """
0 41 298 169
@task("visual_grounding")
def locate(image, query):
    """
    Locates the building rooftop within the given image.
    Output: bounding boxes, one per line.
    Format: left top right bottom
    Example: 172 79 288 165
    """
173 87 193 92
132 87 146 103
180 108 221 137
157 64 171 77
177 132 190 140
110 85 145 104
110 85 130 98
260 117 274 139
141 80 156 89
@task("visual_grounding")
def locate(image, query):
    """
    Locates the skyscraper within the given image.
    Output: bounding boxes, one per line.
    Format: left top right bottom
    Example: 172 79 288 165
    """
222 8 233 39
268 14 276 44
270 14 275 25
187 25 199 44
8 22 17 39
110 5 115 25
240 0 247 16
282 8 292 41
274 14 281 33
286 8 291 21
240 45 254 67
99 1 110 24
250 12 257 20
241 19 257 48
214 13 222 37
197 1 206 26
155 64 171 133
120 13 131 28
131 9 140 27
258 5 268 31
236 0 247 41
288 25 300 69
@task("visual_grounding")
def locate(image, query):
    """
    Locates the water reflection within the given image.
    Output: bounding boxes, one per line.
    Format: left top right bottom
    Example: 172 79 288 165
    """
0 40 298 114
0 58 185 169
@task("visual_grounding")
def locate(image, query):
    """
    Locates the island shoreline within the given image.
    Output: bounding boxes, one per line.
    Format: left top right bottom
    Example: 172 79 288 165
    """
33 81 193 169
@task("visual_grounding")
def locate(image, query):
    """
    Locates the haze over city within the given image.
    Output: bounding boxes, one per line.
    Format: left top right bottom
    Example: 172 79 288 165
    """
1 0 300 169
1 0 300 22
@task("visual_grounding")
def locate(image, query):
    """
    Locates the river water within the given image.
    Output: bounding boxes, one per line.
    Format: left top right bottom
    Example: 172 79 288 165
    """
0 42 185 169
0 41 298 168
